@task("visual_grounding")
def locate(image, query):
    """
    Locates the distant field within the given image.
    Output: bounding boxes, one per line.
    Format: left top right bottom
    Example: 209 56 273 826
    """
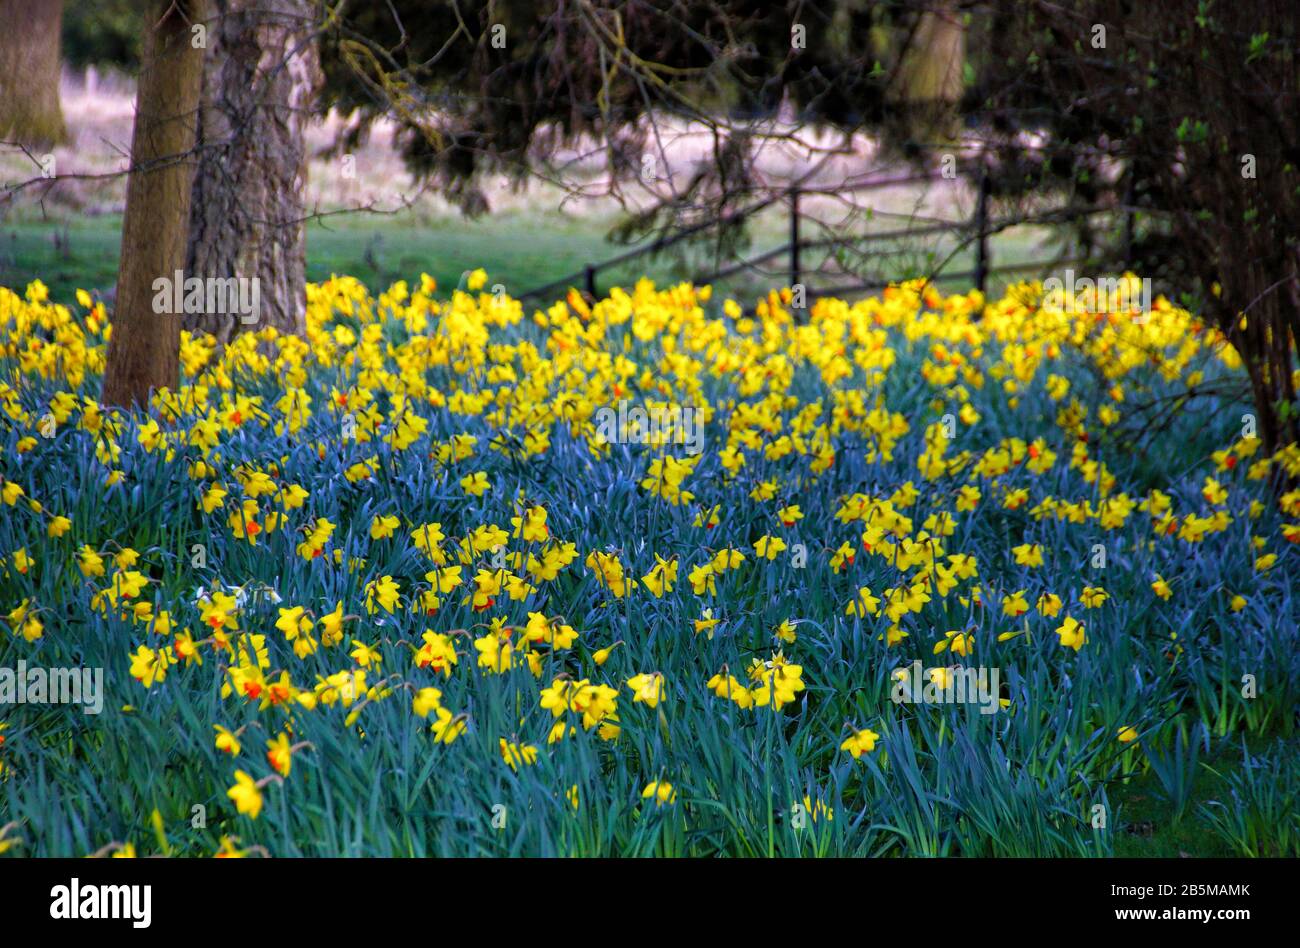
1 75 1071 306
1 210 698 303
0 206 1063 307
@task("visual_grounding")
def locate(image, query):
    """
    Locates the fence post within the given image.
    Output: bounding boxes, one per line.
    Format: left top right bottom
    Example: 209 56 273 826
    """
789 185 801 293
974 171 991 296
1122 172 1136 270
584 264 597 299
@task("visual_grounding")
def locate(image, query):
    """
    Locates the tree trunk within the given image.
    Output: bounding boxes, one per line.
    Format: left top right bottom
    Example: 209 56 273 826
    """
0 0 67 147
184 0 320 345
888 1 965 145
101 1 208 409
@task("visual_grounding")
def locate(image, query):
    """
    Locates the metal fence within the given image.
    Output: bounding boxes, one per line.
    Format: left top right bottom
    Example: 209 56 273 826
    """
516 170 1132 305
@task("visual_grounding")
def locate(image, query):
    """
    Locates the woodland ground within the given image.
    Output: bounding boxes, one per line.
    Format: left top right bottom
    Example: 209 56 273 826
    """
1 271 1297 857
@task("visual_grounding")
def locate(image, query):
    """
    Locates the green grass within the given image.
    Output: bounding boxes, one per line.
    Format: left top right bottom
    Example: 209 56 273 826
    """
1110 735 1299 856
1 211 686 303
0 208 1062 306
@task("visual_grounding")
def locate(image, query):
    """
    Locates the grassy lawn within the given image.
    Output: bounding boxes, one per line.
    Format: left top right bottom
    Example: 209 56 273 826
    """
1 211 681 303
1 207 1065 305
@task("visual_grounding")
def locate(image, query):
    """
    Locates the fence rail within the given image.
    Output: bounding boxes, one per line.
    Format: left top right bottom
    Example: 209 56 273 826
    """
515 171 1132 306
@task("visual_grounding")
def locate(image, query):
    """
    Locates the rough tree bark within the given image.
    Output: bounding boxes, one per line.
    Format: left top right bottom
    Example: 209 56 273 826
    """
101 1 208 409
184 0 321 345
0 0 67 147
